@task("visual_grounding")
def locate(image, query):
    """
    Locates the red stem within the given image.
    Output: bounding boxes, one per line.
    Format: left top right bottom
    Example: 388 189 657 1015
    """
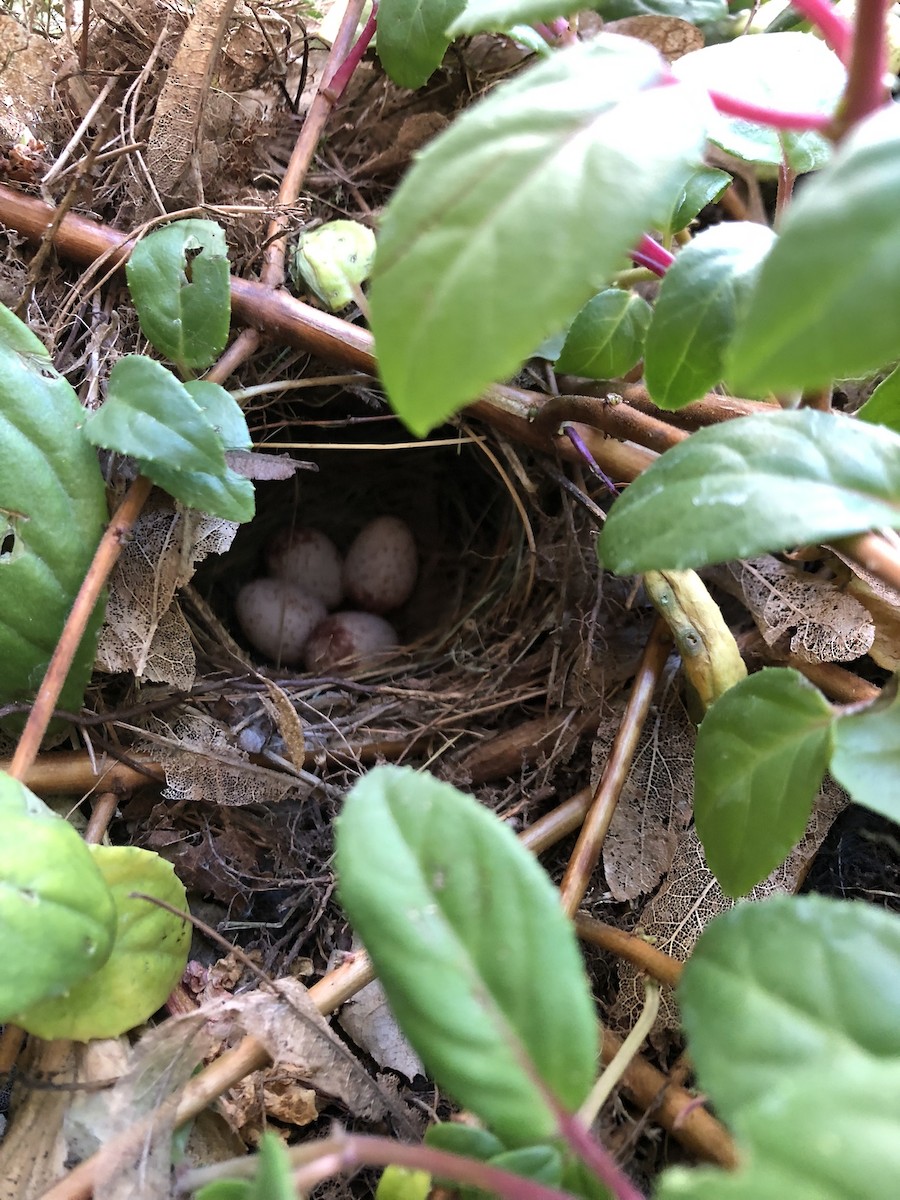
790 0 853 61
707 89 834 132
631 233 674 277
835 0 892 136
326 5 378 98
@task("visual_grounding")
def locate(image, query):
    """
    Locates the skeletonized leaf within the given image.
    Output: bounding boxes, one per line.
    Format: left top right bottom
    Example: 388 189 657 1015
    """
672 33 844 172
598 411 900 574
658 897 900 1199
371 35 710 435
335 766 598 1145
644 221 774 409
729 106 900 394
376 0 466 87
694 668 833 896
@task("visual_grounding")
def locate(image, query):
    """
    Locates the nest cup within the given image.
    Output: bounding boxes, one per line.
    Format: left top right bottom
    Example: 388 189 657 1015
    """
196 430 524 676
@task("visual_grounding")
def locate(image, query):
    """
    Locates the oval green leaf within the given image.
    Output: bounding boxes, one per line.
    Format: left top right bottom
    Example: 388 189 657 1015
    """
126 219 230 371
598 411 900 574
370 34 710 435
0 774 116 1020
666 166 731 235
831 682 900 825
85 356 254 522
556 288 651 380
857 366 900 433
15 844 191 1039
694 668 834 896
672 33 844 173
335 765 598 1146
184 380 252 450
644 221 774 410
449 0 581 35
659 897 900 1199
0 304 107 732
376 0 466 88
729 106 900 395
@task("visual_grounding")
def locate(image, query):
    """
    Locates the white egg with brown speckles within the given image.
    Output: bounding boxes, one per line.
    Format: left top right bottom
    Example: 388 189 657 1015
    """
343 516 417 614
236 578 326 665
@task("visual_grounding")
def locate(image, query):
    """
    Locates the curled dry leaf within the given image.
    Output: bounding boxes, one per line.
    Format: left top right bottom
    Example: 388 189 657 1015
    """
214 978 390 1124
338 975 425 1082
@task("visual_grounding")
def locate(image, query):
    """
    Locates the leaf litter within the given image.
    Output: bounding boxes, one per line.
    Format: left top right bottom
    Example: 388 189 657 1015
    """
0 0 898 1196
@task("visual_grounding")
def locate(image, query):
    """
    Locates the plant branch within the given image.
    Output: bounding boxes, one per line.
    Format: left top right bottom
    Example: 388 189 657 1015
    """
631 233 674 276
833 0 892 137
559 617 673 915
833 530 900 595
7 475 154 783
789 0 853 60
707 90 834 132
579 982 661 1126
183 1132 582 1200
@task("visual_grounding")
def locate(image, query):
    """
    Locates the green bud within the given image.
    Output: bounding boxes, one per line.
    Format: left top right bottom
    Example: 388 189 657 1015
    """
292 220 377 311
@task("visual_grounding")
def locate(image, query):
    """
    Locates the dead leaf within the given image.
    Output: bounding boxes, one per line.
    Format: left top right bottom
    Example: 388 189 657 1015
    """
599 680 694 901
722 555 874 663
339 977 424 1081
225 450 316 481
604 16 704 61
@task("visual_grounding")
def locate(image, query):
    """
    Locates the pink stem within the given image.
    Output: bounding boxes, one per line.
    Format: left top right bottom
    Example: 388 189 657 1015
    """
326 5 378 98
836 0 892 134
789 0 853 62
708 89 834 131
631 234 675 277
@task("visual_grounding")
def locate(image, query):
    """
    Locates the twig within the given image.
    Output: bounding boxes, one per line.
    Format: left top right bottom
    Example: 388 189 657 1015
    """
559 618 673 915
7 476 154 783
834 0 892 137
574 915 682 987
835 530 900 596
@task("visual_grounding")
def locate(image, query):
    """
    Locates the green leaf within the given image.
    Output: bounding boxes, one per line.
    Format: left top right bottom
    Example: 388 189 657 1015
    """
196 1135 295 1200
449 0 580 35
556 289 651 380
335 766 598 1146
672 33 844 173
0 304 107 732
126 219 230 371
184 381 251 449
596 0 727 27
644 222 775 410
831 681 900 824
666 166 732 235
658 896 900 1199
0 773 116 1020
857 366 900 433
425 1125 506 1161
376 0 466 87
729 106 900 395
15 844 190 1039
370 35 710 436
375 1167 432 1200
598 410 900 574
694 668 833 896
85 356 255 522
